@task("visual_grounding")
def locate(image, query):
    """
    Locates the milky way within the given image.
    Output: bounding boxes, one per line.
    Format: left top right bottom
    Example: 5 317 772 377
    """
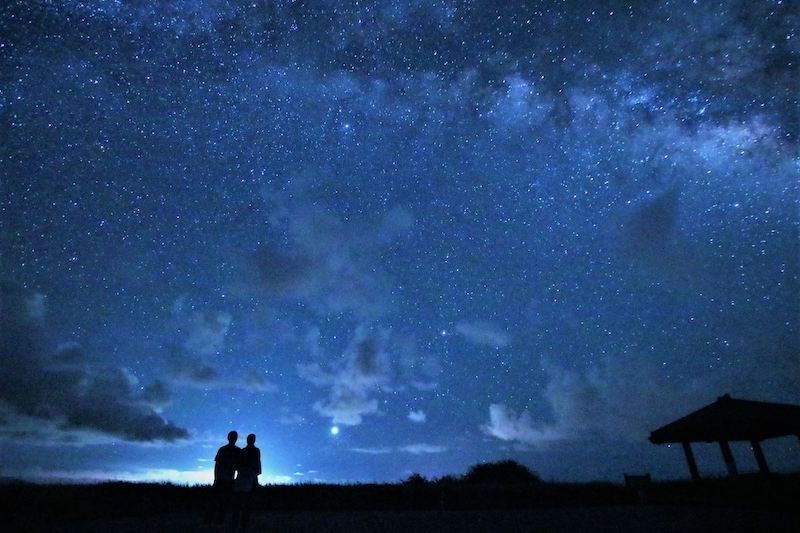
1 1 798 483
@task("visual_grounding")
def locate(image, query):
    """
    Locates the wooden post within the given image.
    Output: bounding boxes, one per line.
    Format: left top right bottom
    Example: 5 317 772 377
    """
719 440 738 477
751 440 770 474
682 441 700 481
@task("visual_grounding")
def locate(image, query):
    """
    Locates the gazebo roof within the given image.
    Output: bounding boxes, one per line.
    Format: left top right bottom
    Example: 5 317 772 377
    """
649 394 800 444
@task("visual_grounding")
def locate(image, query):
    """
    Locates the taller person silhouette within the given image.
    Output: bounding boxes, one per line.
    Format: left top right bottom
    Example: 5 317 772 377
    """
206 430 240 525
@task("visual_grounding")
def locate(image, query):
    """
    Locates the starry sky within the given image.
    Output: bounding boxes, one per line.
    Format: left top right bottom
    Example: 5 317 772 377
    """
1 0 798 484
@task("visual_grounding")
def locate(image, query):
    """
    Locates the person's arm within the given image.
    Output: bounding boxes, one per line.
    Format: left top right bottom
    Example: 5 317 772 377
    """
256 449 262 476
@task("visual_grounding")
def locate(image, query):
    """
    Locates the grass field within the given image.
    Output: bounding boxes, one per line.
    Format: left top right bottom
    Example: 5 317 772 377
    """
19 506 800 533
4 474 799 532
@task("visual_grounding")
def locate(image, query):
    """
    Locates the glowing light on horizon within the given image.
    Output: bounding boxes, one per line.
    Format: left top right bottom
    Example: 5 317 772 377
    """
25 468 293 486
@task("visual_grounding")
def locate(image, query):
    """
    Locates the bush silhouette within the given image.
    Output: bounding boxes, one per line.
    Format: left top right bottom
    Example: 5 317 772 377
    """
403 473 427 485
464 460 541 485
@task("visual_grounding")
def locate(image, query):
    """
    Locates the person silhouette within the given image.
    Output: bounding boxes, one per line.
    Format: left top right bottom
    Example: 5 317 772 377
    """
232 433 261 530
206 430 240 525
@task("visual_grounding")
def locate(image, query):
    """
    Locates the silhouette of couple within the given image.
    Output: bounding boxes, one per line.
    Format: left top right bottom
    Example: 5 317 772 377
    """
206 430 261 530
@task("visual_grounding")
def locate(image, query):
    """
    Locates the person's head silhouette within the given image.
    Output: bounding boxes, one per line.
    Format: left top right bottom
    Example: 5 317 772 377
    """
227 430 238 444
246 433 256 446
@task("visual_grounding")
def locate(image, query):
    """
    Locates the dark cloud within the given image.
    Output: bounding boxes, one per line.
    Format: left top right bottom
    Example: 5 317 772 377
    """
620 187 681 252
0 284 188 443
141 380 171 409
166 299 272 392
24 292 46 319
241 369 278 393
166 299 217 384
167 347 277 393
58 368 184 442
609 186 703 284
396 334 441 392
51 341 88 364
252 245 316 297
249 195 413 319
167 345 220 385
172 298 232 356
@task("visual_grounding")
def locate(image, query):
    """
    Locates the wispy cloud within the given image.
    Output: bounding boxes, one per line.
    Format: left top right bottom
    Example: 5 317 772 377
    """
350 443 447 455
350 447 393 455
482 404 563 446
408 410 426 423
398 443 447 454
299 326 391 426
455 320 511 348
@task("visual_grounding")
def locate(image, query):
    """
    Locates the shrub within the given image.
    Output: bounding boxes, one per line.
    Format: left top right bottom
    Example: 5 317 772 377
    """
403 473 427 485
464 460 541 485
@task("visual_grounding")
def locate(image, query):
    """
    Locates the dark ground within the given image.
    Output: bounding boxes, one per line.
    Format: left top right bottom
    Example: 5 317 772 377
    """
29 507 799 533
3 474 799 532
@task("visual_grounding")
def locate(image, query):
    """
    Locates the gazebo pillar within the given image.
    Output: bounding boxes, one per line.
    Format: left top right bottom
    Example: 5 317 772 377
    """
750 440 770 474
718 440 738 477
681 441 700 481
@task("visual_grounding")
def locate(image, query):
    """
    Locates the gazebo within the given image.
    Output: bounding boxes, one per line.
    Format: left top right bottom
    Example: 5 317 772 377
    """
649 394 800 481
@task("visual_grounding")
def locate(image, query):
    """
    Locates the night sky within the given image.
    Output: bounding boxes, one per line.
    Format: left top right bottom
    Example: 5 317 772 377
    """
1 0 798 484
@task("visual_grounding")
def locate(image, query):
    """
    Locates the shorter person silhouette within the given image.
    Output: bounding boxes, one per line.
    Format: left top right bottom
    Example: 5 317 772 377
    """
232 433 261 531
205 430 240 525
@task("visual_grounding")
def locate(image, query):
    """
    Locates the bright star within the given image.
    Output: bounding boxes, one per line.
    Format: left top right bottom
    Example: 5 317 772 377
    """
330 426 339 436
